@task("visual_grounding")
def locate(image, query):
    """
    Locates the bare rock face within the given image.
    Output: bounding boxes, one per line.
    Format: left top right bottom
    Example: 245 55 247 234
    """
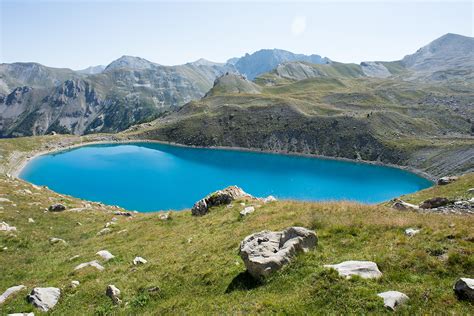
454 278 474 301
106 285 121 305
377 291 409 310
324 260 382 279
420 197 450 209
48 204 66 212
192 186 251 216
437 176 458 185
27 287 61 312
239 227 317 279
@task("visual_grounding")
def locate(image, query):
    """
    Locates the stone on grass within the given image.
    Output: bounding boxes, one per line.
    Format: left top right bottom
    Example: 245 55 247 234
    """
8 313 34 316
96 250 115 261
239 226 317 279
377 291 409 310
133 256 147 265
0 285 26 304
106 285 121 305
28 218 35 223
0 198 12 203
391 199 419 210
454 278 474 301
420 197 450 209
437 176 458 185
27 287 60 312
405 228 420 237
97 228 112 236
468 188 474 194
70 280 80 288
192 186 251 216
74 260 104 272
0 221 16 232
324 260 382 279
240 206 255 217
49 237 66 244
48 204 66 212
104 222 116 228
159 212 171 220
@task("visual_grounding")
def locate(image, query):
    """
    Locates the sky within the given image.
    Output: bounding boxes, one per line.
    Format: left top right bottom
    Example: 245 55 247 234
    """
0 0 472 70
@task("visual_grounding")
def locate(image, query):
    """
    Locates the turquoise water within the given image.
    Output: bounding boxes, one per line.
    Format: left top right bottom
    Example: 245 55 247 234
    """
20 143 432 212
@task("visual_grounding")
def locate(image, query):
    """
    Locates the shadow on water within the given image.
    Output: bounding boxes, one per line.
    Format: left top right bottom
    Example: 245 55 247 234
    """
225 271 263 293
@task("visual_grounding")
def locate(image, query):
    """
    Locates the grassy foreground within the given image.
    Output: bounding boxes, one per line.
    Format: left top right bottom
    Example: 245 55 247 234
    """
0 171 473 314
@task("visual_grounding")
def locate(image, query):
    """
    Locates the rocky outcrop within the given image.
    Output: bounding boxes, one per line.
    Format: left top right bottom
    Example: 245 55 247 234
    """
420 197 450 209
191 186 251 216
324 260 382 279
48 203 66 212
27 287 61 312
437 176 458 185
377 291 409 310
239 227 317 279
454 278 474 301
0 285 26 304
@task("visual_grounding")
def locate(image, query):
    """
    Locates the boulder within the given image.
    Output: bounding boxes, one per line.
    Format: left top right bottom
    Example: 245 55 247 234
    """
377 291 409 310
420 197 450 209
468 188 474 194
48 204 66 212
192 186 251 216
239 226 317 279
324 260 382 279
405 228 420 237
240 206 255 217
0 285 26 304
454 278 474 301
70 281 80 288
49 237 66 244
74 260 105 272
159 212 171 220
391 199 419 211
0 221 17 232
96 250 115 261
437 176 458 185
261 195 277 203
106 285 121 305
27 287 61 312
133 256 148 265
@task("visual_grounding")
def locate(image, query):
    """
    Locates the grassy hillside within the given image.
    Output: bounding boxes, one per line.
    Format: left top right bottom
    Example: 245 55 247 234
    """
1 169 473 314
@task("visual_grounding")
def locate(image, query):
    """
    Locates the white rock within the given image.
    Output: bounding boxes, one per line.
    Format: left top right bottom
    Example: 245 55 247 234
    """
159 212 171 220
74 260 105 272
68 255 80 261
28 218 35 223
8 313 34 316
96 250 115 261
240 206 255 217
106 285 121 304
0 221 17 232
405 228 420 236
239 202 246 206
324 260 382 279
454 278 474 301
49 237 66 244
377 291 409 310
97 228 112 236
0 285 26 304
240 227 317 279
133 256 148 265
104 222 116 228
0 198 12 203
70 281 80 288
27 287 60 312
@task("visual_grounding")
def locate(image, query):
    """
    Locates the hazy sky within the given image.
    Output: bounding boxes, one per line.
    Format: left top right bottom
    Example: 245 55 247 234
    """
0 0 472 69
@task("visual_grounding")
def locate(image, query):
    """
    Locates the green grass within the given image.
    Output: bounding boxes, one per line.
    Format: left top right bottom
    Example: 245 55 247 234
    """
1 170 473 314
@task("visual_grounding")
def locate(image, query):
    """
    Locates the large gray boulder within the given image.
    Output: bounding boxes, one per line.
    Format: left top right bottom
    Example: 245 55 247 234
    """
192 186 251 216
239 227 317 279
324 260 382 279
454 278 474 301
27 287 61 312
0 285 26 304
377 291 409 310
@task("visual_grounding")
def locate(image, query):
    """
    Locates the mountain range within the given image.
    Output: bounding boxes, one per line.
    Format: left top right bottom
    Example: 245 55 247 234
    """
0 33 473 144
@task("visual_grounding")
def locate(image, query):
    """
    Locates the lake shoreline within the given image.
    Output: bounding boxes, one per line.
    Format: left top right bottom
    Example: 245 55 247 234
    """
11 135 436 185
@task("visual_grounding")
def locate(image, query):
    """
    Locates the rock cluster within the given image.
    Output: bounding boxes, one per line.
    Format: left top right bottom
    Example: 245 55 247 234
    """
192 186 251 216
239 226 317 279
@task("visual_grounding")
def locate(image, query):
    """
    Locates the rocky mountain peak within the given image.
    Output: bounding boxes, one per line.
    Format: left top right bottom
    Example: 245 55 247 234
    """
104 55 158 71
